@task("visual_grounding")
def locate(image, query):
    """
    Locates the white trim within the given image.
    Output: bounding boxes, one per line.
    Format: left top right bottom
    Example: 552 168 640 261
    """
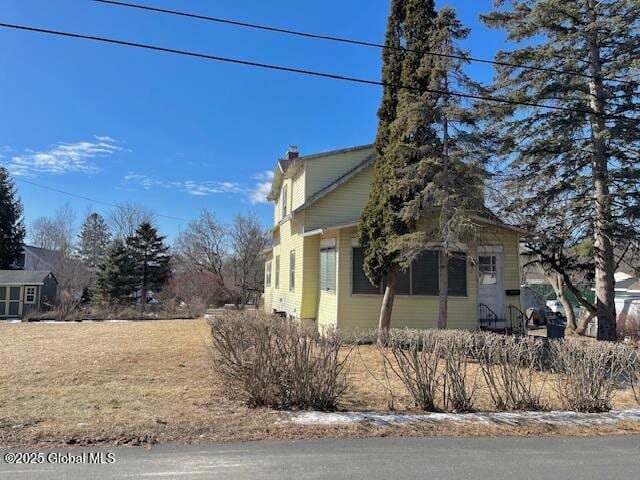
302 222 359 238
24 286 37 304
320 238 337 249
477 245 504 253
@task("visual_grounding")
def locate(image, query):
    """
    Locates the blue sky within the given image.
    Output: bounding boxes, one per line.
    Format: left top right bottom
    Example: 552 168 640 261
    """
0 0 507 241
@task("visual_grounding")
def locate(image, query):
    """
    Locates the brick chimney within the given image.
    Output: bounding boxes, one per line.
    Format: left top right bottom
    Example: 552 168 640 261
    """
285 145 299 160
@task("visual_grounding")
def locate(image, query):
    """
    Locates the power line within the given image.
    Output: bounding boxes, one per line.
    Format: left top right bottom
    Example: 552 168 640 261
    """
93 0 639 88
0 22 628 120
14 177 189 222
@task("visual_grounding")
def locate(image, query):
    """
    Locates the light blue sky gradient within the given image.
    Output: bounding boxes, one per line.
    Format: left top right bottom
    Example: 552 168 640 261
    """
0 0 507 241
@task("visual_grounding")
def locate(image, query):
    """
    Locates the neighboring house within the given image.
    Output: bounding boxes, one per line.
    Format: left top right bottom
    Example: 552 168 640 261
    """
614 273 640 334
0 271 57 319
15 245 63 272
262 144 526 333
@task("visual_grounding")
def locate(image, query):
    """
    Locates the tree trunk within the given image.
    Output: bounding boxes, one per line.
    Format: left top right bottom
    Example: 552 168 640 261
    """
547 273 577 332
377 263 399 345
586 3 617 341
438 41 450 331
438 248 449 329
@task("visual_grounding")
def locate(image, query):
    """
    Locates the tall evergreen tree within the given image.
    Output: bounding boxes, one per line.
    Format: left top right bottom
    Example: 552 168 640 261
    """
481 0 639 341
359 1 485 341
78 212 110 268
0 167 25 269
95 239 138 303
126 222 171 311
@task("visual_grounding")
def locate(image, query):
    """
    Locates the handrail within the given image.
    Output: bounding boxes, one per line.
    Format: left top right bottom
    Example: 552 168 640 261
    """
479 303 500 331
508 304 529 335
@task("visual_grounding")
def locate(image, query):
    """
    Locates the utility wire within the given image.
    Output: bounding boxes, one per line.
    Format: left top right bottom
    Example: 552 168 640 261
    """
92 0 639 88
0 22 630 120
15 177 189 222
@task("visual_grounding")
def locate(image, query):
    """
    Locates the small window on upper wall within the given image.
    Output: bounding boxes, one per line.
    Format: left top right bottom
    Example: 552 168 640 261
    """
281 185 288 218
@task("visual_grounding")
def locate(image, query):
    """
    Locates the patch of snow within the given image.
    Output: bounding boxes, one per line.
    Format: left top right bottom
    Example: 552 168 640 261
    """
290 409 640 428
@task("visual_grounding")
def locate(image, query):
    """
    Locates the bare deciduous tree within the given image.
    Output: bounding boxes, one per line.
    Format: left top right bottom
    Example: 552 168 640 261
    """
229 213 268 309
174 209 227 284
30 203 77 254
108 201 155 240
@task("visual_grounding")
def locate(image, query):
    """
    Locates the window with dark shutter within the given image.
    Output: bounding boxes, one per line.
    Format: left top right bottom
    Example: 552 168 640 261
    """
352 247 380 294
412 251 439 295
448 252 468 296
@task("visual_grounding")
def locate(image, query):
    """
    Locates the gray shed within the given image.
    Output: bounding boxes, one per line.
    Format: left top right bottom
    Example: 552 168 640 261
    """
0 271 57 319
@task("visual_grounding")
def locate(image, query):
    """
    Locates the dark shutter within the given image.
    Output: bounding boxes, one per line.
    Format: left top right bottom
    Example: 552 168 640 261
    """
412 251 439 295
448 252 468 296
352 247 380 294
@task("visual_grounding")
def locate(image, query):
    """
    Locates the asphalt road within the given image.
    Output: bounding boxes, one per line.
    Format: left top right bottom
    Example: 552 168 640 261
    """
2 436 640 480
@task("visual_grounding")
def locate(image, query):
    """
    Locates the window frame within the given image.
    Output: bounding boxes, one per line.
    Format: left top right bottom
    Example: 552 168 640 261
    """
275 256 280 289
289 250 296 292
320 242 337 293
265 261 272 288
350 243 469 298
281 185 288 219
25 286 37 304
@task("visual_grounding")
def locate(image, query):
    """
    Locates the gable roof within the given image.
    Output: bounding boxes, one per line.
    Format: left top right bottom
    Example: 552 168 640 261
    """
0 270 56 285
267 144 374 201
23 245 63 270
291 153 376 216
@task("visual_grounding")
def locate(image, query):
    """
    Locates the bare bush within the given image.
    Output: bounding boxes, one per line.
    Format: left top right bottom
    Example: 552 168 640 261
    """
551 340 632 412
383 330 443 411
472 333 547 411
209 311 351 410
440 331 478 412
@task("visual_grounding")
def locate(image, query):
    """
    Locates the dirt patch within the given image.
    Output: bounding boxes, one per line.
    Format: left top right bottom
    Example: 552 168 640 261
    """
0 319 638 448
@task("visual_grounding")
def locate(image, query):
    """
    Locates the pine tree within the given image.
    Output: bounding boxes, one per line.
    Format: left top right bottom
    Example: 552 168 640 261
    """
359 1 485 341
0 167 25 269
481 0 639 341
96 239 137 303
126 222 171 312
78 212 110 268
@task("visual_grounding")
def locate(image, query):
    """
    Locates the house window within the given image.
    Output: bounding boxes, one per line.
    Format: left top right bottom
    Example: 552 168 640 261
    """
412 252 439 295
352 245 467 296
478 255 497 285
275 256 280 289
352 247 381 294
25 286 36 304
320 241 337 292
447 253 468 297
281 185 288 218
265 261 272 288
289 250 296 291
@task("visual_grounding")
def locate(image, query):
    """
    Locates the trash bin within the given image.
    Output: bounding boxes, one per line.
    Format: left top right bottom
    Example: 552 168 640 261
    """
547 318 566 339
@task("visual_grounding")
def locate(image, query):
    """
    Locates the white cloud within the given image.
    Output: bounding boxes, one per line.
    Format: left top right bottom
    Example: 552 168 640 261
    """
252 170 274 181
248 181 272 205
3 136 124 176
122 168 274 205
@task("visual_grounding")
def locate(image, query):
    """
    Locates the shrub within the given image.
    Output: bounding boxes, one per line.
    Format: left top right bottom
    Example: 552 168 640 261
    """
209 311 351 410
472 333 548 411
550 340 633 412
383 330 443 411
380 329 478 412
440 331 478 412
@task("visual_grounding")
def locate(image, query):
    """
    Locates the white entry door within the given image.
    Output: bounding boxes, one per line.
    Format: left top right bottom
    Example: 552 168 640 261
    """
478 252 504 319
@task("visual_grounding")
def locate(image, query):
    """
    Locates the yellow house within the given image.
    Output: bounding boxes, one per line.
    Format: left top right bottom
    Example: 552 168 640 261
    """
262 144 527 334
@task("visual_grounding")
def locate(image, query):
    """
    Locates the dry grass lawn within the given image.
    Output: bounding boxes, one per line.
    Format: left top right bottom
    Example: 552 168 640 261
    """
1 319 638 448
